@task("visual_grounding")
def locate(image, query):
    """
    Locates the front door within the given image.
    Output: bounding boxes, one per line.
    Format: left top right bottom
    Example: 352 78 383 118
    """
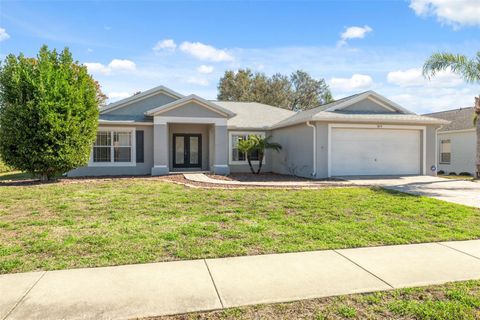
173 134 202 168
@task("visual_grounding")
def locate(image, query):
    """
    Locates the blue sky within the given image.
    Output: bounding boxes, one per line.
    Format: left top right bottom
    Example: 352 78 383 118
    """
0 0 479 113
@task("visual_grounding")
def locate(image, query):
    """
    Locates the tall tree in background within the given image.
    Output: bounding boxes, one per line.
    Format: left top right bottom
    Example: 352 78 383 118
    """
0 45 105 181
217 69 333 111
423 51 480 177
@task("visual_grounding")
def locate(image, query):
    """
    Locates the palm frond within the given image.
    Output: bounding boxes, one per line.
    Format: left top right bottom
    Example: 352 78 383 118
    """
423 51 480 83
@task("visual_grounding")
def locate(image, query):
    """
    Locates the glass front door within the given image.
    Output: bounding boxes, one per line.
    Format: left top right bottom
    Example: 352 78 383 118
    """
173 134 202 168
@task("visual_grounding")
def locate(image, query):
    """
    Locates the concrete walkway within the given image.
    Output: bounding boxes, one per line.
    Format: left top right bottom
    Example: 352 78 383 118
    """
2 240 480 320
347 176 480 208
183 173 350 187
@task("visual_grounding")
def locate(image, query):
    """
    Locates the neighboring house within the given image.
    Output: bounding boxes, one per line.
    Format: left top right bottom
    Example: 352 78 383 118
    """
68 85 447 178
425 107 476 176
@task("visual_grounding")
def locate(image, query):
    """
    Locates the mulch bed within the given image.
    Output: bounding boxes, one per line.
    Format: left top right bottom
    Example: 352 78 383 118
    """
0 173 351 189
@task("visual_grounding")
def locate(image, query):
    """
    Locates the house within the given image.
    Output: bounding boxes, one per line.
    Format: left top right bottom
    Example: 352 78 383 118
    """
68 86 448 178
425 107 476 176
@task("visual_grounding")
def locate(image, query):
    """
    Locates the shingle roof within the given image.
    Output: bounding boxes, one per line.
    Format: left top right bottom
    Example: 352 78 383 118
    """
424 107 475 132
212 101 296 129
272 91 447 128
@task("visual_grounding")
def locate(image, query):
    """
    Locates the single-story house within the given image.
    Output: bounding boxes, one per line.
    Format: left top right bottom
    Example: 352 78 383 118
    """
68 85 448 178
425 107 477 176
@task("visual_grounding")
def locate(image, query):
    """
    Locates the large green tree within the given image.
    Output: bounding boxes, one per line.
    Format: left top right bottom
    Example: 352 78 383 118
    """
0 45 105 181
217 69 333 111
423 51 480 177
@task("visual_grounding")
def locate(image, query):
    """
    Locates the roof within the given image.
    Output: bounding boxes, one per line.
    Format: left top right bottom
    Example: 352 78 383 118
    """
144 95 235 117
213 101 296 130
272 91 447 128
99 85 184 114
424 107 475 132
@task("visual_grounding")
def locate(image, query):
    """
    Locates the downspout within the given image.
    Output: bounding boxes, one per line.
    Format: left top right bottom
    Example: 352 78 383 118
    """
306 121 317 178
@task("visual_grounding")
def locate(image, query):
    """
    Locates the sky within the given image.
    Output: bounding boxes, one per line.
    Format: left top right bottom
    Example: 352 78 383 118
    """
0 0 479 114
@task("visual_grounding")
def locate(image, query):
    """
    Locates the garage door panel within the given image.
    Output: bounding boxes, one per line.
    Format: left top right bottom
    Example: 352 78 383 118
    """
331 128 421 176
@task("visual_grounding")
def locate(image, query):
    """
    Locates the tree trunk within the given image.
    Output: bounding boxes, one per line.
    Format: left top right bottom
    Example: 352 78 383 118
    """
246 154 255 174
476 97 480 178
40 173 49 182
256 152 264 174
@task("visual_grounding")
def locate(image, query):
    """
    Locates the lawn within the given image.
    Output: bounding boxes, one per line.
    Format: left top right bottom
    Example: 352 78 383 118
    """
1 178 480 274
155 280 480 320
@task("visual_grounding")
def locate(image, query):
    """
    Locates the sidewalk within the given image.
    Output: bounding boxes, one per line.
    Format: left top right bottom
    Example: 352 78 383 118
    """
2 240 480 320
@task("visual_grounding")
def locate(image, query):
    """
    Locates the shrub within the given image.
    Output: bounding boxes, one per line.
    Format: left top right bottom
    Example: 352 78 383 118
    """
459 172 472 176
449 172 457 176
0 46 105 181
437 170 445 175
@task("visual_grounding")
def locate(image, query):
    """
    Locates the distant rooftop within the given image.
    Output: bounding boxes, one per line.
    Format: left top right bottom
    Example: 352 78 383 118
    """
424 107 475 132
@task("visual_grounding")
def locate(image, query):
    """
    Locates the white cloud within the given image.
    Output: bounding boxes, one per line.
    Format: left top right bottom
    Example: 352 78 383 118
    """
390 86 477 113
84 59 136 75
108 59 136 72
186 77 210 86
108 92 131 101
179 41 234 62
84 62 110 75
410 0 480 28
153 39 177 52
387 67 463 87
197 65 214 74
329 74 374 92
338 25 372 46
0 28 10 41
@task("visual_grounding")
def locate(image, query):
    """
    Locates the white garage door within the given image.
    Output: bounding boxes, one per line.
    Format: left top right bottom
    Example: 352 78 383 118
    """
331 128 421 176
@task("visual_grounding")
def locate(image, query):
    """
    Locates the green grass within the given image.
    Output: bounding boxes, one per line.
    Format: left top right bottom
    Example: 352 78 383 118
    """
1 178 480 274
155 280 480 319
0 171 34 181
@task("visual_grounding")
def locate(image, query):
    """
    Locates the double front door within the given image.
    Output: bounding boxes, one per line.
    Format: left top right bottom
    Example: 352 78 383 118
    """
173 134 202 168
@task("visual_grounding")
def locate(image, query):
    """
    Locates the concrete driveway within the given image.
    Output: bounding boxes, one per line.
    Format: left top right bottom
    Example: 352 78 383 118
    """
346 176 480 208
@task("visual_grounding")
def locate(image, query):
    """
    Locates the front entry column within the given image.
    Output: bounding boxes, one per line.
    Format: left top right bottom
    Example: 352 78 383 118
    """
151 122 169 176
213 125 230 175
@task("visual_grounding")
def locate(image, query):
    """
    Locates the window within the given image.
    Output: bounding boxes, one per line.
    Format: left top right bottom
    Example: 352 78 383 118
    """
440 139 451 164
92 129 134 165
229 132 265 164
93 131 111 162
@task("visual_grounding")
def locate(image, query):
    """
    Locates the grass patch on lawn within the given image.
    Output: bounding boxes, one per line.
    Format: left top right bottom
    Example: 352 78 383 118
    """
1 178 480 274
439 174 476 181
154 280 480 319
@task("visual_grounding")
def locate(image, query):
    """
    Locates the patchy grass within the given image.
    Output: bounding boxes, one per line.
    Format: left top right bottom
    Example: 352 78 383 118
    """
439 174 476 181
154 280 480 320
1 178 480 274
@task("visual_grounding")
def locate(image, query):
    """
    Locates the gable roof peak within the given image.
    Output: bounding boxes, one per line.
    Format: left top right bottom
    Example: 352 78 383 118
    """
100 85 184 114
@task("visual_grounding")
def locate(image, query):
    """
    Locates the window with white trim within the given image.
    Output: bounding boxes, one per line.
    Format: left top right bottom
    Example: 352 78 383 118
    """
92 130 133 164
440 139 451 164
229 132 265 164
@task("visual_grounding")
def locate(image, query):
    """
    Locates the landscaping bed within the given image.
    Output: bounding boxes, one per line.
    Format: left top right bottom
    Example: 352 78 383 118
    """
1 178 480 274
152 280 480 320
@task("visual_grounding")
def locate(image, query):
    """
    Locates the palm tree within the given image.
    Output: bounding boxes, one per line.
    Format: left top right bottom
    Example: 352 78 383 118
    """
423 51 480 177
237 135 282 174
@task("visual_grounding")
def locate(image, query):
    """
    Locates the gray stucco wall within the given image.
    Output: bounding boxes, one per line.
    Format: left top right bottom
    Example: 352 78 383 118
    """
437 130 476 175
68 125 153 177
342 100 397 113
160 102 226 118
425 126 438 176
107 93 177 116
271 124 314 178
315 123 329 178
169 123 210 171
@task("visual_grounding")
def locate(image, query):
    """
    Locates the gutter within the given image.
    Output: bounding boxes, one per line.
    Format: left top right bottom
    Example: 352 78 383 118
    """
306 121 317 177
